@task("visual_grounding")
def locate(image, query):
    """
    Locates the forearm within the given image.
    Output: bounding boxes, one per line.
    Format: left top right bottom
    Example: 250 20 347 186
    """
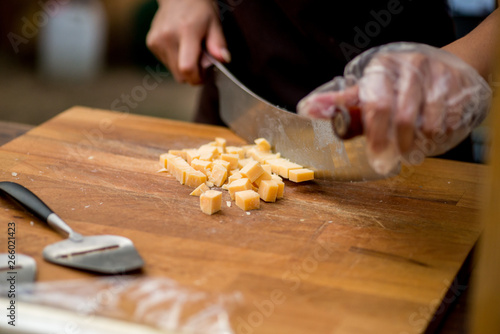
442 8 499 80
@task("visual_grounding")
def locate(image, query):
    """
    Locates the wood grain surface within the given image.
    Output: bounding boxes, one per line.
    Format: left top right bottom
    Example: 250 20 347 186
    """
0 106 487 334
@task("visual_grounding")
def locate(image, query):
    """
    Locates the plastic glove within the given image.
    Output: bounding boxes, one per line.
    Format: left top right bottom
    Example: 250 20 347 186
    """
297 42 492 175
146 0 230 84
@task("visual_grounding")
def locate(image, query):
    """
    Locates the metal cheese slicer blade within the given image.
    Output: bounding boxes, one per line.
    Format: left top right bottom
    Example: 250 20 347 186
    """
0 182 144 274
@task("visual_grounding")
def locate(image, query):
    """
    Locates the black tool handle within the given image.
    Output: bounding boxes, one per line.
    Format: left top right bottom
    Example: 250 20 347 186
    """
0 181 54 222
332 105 364 140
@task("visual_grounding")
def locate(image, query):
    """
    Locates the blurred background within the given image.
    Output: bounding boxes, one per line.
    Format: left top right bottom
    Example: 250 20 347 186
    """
0 0 496 161
0 0 200 126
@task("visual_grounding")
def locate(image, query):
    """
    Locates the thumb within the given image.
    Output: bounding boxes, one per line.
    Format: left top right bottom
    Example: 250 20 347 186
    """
205 19 231 63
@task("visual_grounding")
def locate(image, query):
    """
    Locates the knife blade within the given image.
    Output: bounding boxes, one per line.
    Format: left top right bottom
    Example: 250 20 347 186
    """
209 56 399 181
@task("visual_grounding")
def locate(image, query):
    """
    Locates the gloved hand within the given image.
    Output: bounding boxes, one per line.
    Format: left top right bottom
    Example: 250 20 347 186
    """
297 42 492 175
146 0 230 84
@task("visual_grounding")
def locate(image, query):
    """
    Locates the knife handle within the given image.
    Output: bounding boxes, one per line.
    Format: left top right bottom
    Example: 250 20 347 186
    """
0 181 77 239
0 181 53 221
332 105 364 140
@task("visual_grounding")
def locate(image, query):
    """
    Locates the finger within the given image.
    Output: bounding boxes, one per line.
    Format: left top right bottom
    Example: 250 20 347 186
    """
177 33 203 84
206 19 230 63
360 57 400 175
443 68 466 132
361 64 395 154
394 55 427 154
297 85 359 119
421 61 449 139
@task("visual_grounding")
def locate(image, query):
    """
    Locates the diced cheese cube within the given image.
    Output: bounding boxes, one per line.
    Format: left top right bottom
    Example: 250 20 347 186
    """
238 158 255 169
247 148 280 164
258 180 278 202
200 190 222 215
173 157 192 184
190 183 210 196
266 158 302 179
185 170 208 188
227 178 252 200
221 153 239 170
261 164 272 175
228 172 243 184
253 170 272 187
198 147 218 161
275 179 285 199
213 159 231 171
184 149 200 165
209 163 227 187
254 138 271 152
226 146 245 159
191 159 212 175
215 137 227 151
168 149 186 160
235 190 260 211
159 153 175 169
240 160 264 183
271 174 282 182
289 168 315 182
242 145 257 158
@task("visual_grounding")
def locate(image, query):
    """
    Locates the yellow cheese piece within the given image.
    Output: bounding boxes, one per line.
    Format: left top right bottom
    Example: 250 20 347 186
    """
240 160 265 183
226 146 245 159
289 168 315 182
267 158 302 179
254 138 271 152
235 190 260 211
213 159 231 171
258 180 278 202
185 170 208 188
209 163 227 187
159 153 175 169
184 149 200 165
172 157 192 184
261 164 272 175
238 158 255 169
275 179 285 199
190 183 210 196
215 137 227 151
227 178 252 200
198 147 218 161
228 172 243 184
229 169 240 176
253 170 272 187
271 174 285 198
191 159 212 175
200 190 222 215
168 149 186 160
221 153 239 170
247 148 281 164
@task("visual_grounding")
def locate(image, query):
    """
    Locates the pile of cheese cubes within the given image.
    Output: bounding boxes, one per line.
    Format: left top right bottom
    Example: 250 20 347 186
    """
159 137 314 215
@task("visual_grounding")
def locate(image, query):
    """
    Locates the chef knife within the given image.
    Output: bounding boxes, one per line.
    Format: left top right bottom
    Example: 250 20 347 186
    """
209 56 398 180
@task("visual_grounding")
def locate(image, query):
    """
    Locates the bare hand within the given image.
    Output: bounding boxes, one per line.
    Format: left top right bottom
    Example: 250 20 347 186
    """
146 0 231 84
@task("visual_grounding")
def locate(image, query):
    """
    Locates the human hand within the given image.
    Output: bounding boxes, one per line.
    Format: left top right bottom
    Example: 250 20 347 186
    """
298 42 491 175
146 0 231 84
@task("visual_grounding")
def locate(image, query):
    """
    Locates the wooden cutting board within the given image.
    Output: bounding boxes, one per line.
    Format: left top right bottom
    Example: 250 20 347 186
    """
0 106 486 333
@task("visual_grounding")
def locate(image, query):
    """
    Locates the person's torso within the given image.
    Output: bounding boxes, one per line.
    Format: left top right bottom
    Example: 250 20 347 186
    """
218 0 455 110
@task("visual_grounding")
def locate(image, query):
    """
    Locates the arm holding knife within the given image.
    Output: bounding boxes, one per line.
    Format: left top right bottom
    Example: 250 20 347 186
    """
146 1 497 175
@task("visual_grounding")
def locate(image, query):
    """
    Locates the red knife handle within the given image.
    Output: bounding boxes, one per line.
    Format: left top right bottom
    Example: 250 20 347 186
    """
332 105 363 140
